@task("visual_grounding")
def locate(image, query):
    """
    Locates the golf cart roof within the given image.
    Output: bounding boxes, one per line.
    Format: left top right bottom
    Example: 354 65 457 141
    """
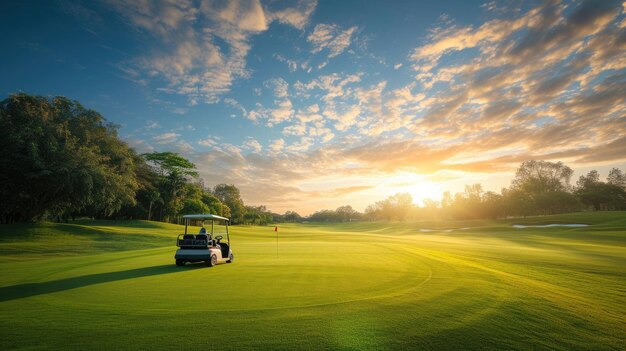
182 214 229 221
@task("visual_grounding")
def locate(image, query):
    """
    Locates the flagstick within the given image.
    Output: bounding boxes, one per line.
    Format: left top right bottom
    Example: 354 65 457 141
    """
276 227 279 259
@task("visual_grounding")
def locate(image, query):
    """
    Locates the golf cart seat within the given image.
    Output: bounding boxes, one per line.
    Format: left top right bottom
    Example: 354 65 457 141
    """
196 234 209 246
180 234 196 249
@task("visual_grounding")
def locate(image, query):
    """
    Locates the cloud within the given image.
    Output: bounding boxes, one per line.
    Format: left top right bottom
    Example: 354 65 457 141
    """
174 141 195 153
286 136 314 152
307 23 358 58
328 185 374 196
267 0 317 29
125 138 155 153
153 0 624 214
171 107 188 115
198 135 220 147
274 54 299 72
269 99 294 124
145 120 161 129
269 138 285 152
204 0 268 33
264 77 289 98
109 0 317 104
224 97 247 117
243 138 263 153
153 132 181 144
323 104 360 132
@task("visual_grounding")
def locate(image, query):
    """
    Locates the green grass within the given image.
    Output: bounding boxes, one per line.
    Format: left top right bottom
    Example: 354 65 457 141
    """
1 212 625 350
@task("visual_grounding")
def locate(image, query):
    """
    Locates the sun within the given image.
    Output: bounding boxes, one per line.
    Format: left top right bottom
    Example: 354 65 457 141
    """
405 181 444 206
382 173 446 206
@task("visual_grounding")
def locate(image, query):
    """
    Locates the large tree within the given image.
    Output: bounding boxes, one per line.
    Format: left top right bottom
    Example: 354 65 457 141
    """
511 160 574 194
509 160 576 215
0 94 138 223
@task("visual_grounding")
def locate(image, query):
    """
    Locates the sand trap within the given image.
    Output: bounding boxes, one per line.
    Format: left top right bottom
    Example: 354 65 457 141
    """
512 224 589 228
420 227 470 233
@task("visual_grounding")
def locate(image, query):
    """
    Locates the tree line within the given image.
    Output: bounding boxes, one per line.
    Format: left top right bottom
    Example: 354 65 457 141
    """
359 161 626 221
271 162 626 223
1 94 624 224
0 94 275 224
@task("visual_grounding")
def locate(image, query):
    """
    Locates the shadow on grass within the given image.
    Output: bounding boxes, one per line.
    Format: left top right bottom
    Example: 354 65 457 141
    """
0 264 190 302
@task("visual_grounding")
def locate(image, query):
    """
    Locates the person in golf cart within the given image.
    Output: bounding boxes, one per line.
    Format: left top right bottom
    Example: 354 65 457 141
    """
196 227 220 247
198 227 211 243
175 214 233 267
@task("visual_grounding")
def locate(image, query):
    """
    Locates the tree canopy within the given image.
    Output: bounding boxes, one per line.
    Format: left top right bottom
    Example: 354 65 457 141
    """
0 94 138 223
213 184 246 224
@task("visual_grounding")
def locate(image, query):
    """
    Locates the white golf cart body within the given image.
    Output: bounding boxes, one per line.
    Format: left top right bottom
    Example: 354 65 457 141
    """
175 214 233 267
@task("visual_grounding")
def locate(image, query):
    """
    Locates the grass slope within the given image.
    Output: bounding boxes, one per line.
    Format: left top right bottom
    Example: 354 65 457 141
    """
0 212 625 350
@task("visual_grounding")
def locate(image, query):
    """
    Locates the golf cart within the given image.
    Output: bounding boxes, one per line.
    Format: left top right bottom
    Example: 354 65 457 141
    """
175 214 233 267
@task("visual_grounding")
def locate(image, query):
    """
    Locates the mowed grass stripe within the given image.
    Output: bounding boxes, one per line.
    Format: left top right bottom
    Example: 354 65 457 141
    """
0 212 624 350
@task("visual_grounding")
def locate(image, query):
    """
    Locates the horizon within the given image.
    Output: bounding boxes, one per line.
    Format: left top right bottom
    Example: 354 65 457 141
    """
1 0 625 215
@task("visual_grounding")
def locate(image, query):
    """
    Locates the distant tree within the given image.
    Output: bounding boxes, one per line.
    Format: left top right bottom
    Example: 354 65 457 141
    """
502 188 535 218
336 205 358 222
242 205 273 225
440 185 486 220
271 212 285 223
607 168 625 189
201 193 230 217
144 152 198 222
420 198 440 220
213 184 245 224
308 209 337 222
576 170 626 210
481 191 505 219
116 153 162 220
179 183 209 215
144 152 198 178
441 191 453 209
388 193 413 221
364 193 413 221
534 191 581 214
180 198 210 215
284 211 302 223
464 184 484 218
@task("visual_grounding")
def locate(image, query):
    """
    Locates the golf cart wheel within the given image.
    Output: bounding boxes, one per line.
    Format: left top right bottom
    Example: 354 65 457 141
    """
227 253 234 263
206 255 217 267
176 259 185 267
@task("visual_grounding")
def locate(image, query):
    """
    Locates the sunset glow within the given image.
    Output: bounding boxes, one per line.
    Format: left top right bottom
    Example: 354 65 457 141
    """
405 182 445 206
1 0 625 215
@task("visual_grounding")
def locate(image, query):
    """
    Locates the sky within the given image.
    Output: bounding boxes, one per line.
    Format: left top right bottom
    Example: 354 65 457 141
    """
1 0 625 215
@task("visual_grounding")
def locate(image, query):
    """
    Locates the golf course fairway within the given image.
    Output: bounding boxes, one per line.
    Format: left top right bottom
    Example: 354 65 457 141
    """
0 212 625 350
